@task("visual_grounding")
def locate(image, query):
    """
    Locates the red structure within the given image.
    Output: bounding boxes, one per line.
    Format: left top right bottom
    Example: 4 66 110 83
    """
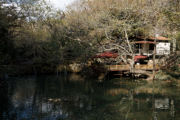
95 52 118 58
134 55 148 62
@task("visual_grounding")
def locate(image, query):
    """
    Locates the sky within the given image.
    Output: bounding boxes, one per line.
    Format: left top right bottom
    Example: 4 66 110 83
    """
47 0 75 10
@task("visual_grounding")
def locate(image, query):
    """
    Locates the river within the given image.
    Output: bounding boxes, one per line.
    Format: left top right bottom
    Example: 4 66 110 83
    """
0 74 180 120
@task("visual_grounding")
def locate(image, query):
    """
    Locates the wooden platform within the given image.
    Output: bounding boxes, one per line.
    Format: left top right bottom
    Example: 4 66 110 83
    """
106 64 160 71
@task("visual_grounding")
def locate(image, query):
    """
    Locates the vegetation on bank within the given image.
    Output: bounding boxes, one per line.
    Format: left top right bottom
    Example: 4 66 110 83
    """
155 65 180 80
0 0 180 75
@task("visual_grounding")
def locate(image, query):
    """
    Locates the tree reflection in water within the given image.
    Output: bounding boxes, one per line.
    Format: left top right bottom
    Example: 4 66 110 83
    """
0 75 180 120
0 78 9 119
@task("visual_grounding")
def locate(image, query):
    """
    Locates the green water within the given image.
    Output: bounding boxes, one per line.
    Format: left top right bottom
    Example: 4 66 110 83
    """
0 74 180 120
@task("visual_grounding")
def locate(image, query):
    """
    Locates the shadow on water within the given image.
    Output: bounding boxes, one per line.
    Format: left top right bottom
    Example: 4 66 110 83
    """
0 74 180 120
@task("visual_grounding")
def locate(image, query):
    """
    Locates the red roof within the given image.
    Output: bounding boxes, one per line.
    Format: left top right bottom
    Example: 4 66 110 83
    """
95 52 118 58
149 36 171 41
134 55 147 61
133 41 155 44
137 36 171 41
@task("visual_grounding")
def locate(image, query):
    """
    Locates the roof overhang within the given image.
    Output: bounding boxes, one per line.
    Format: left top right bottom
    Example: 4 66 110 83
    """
132 41 155 44
137 36 171 41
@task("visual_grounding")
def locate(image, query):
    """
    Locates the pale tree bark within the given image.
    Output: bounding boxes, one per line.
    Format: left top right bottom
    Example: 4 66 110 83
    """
99 27 135 73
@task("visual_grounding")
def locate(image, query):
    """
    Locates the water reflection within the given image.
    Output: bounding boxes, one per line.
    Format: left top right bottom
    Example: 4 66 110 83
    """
0 75 180 120
0 79 9 119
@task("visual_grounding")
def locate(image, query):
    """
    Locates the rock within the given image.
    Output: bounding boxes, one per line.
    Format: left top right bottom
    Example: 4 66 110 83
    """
69 73 84 81
69 63 82 73
98 73 106 80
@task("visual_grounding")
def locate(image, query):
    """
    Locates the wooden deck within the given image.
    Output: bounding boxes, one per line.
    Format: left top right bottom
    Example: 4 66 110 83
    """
106 64 160 71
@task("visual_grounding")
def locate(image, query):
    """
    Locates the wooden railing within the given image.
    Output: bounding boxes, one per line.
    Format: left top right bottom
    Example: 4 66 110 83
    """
106 64 160 71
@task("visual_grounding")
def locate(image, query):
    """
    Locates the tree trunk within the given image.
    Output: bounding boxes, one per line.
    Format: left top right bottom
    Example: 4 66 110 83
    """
153 37 157 80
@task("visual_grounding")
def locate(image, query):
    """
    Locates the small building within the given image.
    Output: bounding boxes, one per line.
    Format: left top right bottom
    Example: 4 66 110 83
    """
94 36 173 73
134 36 171 56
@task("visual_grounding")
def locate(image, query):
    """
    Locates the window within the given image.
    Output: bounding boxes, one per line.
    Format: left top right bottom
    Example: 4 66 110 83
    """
149 44 154 50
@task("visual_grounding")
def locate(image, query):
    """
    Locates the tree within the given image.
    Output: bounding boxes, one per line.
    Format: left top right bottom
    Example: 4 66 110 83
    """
0 1 24 64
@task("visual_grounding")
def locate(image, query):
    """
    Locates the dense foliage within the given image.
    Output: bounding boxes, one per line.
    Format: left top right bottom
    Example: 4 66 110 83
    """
0 0 180 74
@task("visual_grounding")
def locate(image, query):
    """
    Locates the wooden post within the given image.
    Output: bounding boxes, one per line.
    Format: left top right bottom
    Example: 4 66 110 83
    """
153 35 157 80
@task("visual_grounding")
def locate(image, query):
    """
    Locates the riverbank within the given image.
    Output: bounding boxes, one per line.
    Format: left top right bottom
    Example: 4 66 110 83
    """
155 66 180 81
1 62 180 81
0 62 106 79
